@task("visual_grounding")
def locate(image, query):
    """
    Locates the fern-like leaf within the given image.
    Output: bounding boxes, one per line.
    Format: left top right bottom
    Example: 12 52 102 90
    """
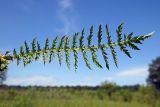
24 41 30 54
87 25 102 68
72 33 78 71
35 41 41 60
24 41 32 64
90 47 103 68
127 42 140 50
43 38 49 65
136 33 153 41
32 38 36 53
123 34 128 46
13 49 20 65
79 29 92 70
64 36 70 70
117 23 131 58
97 24 102 48
87 26 93 47
57 36 65 66
49 36 58 63
127 32 133 40
20 45 28 66
1 23 153 71
100 44 109 70
106 24 118 67
44 38 49 50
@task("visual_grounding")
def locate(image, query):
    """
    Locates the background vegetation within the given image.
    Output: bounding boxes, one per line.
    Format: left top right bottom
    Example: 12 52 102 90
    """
0 83 160 107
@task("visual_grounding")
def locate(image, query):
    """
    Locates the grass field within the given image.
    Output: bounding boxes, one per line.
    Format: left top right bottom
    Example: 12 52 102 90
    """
0 85 159 107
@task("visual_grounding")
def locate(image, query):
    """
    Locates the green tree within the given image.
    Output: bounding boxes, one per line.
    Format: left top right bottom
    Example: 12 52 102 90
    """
120 89 132 102
147 57 160 90
0 70 7 85
100 81 118 100
139 85 160 107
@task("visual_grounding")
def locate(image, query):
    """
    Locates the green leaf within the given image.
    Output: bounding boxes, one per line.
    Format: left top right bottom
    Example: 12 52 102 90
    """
44 38 49 50
13 49 20 65
100 45 109 70
79 29 85 49
106 24 118 67
117 24 131 58
117 23 123 43
57 36 65 66
134 32 154 42
82 49 91 70
72 33 78 71
32 38 36 53
87 26 93 47
37 41 41 51
127 42 140 50
90 47 103 68
52 36 58 48
35 41 41 60
8 24 154 71
123 34 128 46
97 24 102 48
130 32 154 44
24 41 30 54
64 36 70 70
31 38 37 62
130 36 142 44
20 45 28 66
24 41 33 63
127 32 133 40
80 29 92 70
20 45 24 56
119 44 131 58
43 38 50 65
49 36 58 63
42 52 47 65
13 49 17 58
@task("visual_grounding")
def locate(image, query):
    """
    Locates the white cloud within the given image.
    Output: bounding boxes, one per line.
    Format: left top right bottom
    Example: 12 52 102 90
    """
59 0 72 9
56 12 74 35
116 66 148 77
105 77 114 82
4 66 148 86
4 75 56 86
55 0 77 35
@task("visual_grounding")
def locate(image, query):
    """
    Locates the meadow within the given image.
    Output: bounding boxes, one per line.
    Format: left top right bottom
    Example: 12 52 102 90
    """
0 84 160 107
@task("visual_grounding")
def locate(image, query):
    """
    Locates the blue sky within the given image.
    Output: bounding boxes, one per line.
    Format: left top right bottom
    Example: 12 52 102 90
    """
0 0 160 86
